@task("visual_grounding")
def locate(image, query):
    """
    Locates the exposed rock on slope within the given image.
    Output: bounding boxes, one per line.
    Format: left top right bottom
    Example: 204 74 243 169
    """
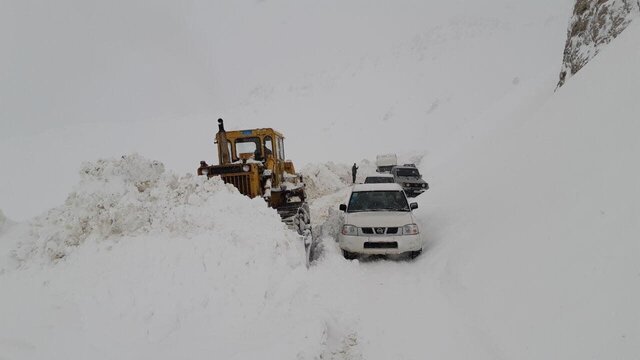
558 0 640 87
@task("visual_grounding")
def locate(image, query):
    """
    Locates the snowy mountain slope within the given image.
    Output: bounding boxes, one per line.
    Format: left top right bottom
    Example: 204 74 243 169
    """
0 0 574 220
0 24 638 358
1 1 638 359
414 21 640 359
303 21 640 359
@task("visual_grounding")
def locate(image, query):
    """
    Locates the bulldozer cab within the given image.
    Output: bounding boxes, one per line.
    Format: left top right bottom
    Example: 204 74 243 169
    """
198 118 312 264
221 128 281 161
199 119 301 200
217 126 293 186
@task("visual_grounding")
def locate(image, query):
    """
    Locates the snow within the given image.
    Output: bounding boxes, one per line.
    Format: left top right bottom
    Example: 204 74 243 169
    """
1 0 573 221
0 154 324 359
1 0 639 359
413 21 640 359
0 209 8 230
302 163 349 200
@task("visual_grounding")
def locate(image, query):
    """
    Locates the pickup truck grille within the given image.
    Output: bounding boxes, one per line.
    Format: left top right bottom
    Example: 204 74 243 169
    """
364 242 398 249
361 227 399 235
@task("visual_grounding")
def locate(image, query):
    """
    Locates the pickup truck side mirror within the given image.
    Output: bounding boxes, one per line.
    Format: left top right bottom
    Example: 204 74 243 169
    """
410 202 418 210
339 204 347 212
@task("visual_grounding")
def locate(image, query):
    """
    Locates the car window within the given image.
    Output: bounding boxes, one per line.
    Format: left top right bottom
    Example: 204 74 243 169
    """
396 168 420 177
347 191 409 212
364 176 395 184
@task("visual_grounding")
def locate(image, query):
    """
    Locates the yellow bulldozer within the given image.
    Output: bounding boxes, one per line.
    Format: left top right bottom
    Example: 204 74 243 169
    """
197 119 312 257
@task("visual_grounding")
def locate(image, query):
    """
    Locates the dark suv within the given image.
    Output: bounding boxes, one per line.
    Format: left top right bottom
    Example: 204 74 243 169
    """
391 165 429 197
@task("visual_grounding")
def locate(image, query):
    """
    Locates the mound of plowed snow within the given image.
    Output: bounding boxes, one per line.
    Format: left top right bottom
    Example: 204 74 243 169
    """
302 160 377 200
12 154 301 264
0 155 336 359
303 163 346 198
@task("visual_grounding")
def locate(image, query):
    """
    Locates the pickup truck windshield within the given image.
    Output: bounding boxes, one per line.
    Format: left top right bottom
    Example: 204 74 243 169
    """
347 191 409 212
396 168 420 177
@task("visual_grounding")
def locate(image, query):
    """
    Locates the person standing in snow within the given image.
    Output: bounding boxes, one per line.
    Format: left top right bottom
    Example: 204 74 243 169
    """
352 163 358 184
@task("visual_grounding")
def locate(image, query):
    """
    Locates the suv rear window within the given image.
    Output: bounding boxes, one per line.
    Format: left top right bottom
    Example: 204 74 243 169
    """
347 191 409 212
364 176 395 184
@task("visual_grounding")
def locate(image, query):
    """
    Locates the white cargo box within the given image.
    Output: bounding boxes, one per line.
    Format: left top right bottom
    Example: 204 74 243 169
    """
376 154 398 173
376 154 398 167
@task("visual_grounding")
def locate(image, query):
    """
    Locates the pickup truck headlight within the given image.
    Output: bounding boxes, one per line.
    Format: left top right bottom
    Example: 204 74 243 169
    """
341 225 358 236
402 224 419 235
422 183 427 188
404 183 410 187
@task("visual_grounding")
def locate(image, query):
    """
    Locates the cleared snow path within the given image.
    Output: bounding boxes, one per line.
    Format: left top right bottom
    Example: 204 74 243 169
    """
305 23 640 358
305 173 501 359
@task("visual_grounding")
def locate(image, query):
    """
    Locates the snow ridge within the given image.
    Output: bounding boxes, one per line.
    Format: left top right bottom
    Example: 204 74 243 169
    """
13 154 301 265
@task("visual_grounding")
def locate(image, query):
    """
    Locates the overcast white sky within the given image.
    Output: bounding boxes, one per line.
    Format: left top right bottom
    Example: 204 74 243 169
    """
0 0 573 220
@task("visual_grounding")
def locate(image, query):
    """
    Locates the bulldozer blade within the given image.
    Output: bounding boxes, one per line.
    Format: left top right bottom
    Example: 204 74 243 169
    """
278 202 314 267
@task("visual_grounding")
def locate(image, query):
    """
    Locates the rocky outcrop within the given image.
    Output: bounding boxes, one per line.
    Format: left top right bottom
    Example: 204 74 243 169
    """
558 0 640 87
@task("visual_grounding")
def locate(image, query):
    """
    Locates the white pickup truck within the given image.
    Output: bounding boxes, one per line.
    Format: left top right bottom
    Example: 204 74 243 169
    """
338 183 424 259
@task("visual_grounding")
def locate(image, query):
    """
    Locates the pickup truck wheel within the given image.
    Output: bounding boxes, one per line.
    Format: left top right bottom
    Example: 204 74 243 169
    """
408 250 422 259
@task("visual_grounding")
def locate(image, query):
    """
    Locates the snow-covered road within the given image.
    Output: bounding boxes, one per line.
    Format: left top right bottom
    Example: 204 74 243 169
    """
1 15 640 360
302 163 503 359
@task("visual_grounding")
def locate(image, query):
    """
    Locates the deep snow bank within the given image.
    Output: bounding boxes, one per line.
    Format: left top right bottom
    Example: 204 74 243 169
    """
13 154 301 264
416 22 640 360
301 160 375 200
0 155 336 359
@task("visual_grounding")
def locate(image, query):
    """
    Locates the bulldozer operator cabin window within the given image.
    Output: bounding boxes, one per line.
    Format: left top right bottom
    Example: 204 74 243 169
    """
235 137 261 157
264 136 273 157
277 137 285 160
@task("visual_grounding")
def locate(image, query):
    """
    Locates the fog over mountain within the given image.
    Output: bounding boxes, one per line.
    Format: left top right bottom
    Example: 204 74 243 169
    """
2 0 572 220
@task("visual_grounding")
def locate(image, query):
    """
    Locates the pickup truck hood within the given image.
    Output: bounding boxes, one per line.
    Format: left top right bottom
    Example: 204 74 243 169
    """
345 211 414 227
